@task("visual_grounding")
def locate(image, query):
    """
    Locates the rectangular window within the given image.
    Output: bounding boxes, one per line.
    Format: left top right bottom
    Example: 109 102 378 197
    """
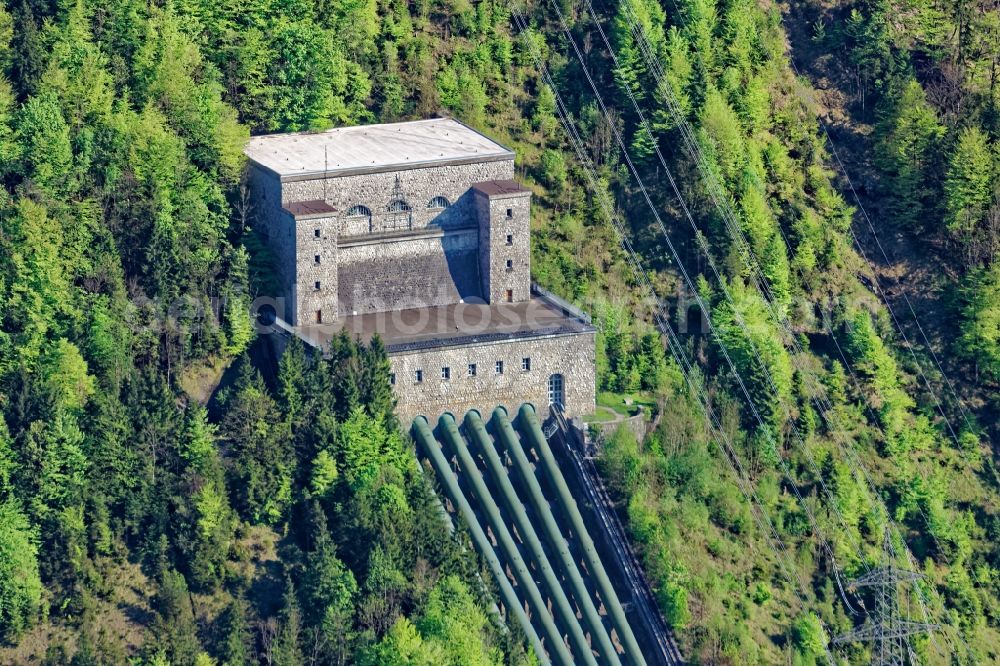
521 357 531 372
468 363 477 377
506 208 513 219
314 281 321 290
314 254 321 264
495 360 504 375
505 289 513 303
390 373 396 385
315 310 323 324
415 369 423 383
506 233 513 245
314 228 321 238
441 367 451 380
506 259 513 270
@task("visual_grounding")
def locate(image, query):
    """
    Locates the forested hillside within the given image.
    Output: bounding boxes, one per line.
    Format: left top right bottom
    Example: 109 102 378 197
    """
0 0 997 663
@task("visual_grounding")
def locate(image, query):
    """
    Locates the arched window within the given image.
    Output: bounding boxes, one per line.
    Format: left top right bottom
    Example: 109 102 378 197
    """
346 204 371 218
387 200 411 213
427 196 450 209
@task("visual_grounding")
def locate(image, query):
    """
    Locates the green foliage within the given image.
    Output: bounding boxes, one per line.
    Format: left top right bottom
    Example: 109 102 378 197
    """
594 300 671 394
601 424 643 493
533 83 558 137
0 198 83 376
221 362 293 524
791 612 828 662
944 127 996 260
872 79 944 229
221 251 255 357
611 0 667 119
41 339 96 413
751 582 771 604
0 501 42 640
0 0 995 660
179 405 235 589
538 149 567 191
218 600 251 666
150 569 201 664
957 262 1000 382
710 280 793 430
738 180 791 308
310 449 339 497
301 526 358 654
843 309 931 456
359 575 502 666
699 88 746 186
335 406 409 492
660 580 692 629
14 91 73 193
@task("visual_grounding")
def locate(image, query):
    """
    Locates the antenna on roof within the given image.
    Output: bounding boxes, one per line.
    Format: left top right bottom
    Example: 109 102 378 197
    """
324 146 329 201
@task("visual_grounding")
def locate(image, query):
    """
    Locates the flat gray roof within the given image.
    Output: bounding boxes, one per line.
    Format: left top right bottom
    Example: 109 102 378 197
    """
289 296 594 354
245 118 514 180
472 179 531 199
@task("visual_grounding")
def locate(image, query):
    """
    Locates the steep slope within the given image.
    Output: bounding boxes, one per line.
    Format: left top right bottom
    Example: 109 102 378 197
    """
0 0 997 662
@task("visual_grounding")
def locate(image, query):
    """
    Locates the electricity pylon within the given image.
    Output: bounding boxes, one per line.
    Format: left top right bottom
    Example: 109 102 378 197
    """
832 530 936 665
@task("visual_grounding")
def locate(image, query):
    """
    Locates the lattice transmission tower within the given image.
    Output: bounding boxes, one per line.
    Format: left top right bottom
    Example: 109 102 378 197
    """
832 530 937 665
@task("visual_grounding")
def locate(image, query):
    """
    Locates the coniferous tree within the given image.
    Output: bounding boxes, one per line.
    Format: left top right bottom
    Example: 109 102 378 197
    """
0 500 42 640
328 331 361 419
176 405 234 590
301 512 358 663
217 599 252 666
272 577 305 666
8 0 45 96
944 126 995 261
873 79 945 229
957 262 1000 382
221 360 293 524
150 569 201 665
360 335 396 426
278 336 308 430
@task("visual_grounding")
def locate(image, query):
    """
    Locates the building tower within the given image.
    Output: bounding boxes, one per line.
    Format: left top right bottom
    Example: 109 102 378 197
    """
473 180 531 304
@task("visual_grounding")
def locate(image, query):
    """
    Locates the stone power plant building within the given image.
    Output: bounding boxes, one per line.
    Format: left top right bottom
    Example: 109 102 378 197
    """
244 118 595 421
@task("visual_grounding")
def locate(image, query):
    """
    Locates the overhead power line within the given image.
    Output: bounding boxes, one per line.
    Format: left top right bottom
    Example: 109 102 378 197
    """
832 530 938 665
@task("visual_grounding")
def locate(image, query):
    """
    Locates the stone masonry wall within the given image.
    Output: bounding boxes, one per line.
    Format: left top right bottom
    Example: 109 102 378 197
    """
476 190 531 304
280 159 514 236
337 229 481 315
247 166 286 244
251 158 523 323
292 213 339 326
388 331 596 424
248 168 295 319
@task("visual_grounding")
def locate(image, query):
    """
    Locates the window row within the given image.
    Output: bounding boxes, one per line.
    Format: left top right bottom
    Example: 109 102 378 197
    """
344 197 451 219
390 357 531 385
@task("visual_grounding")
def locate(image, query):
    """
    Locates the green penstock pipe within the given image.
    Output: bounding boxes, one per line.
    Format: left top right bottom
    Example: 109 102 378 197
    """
463 410 602 666
516 404 648 666
411 416 548 665
482 408 623 666
437 413 575 666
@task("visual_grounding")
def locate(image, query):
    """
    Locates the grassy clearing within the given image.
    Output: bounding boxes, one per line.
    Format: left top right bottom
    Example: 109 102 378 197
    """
597 391 656 417
584 406 620 423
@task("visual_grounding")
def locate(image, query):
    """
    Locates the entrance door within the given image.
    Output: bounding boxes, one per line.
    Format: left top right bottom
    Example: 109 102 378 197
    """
548 374 564 408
